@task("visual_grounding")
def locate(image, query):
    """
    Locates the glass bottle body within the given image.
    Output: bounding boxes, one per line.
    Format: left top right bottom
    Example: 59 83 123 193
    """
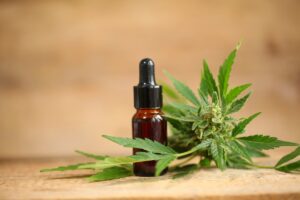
132 108 167 176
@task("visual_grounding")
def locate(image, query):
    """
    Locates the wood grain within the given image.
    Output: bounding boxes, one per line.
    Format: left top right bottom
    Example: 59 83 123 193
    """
0 155 299 200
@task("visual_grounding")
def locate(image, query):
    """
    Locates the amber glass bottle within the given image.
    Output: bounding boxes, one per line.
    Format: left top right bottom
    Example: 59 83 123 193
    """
132 58 167 177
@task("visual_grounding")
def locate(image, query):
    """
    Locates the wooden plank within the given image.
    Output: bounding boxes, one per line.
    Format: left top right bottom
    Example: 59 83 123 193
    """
0 157 299 200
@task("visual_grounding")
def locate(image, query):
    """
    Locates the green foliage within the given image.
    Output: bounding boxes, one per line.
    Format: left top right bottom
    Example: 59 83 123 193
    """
226 92 251 114
200 60 219 97
87 167 133 182
103 135 176 154
237 135 297 150
276 146 300 167
218 44 239 99
231 112 261 136
41 44 300 182
164 70 200 106
155 155 176 176
75 150 107 160
225 83 251 104
40 162 94 172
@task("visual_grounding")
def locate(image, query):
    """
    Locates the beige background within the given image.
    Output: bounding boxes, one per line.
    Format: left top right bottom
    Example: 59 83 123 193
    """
0 0 299 158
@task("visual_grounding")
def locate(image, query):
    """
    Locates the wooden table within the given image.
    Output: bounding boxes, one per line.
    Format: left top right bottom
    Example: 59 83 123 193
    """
1 155 300 200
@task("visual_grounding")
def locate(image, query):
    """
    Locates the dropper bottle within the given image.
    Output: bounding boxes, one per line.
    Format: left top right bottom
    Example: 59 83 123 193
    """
132 58 167 176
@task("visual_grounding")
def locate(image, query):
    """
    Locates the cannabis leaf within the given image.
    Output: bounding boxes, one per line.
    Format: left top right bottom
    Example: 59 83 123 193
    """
155 155 176 176
87 167 133 182
276 146 300 167
227 92 251 114
274 146 300 173
231 112 261 137
75 150 107 160
40 162 94 172
164 70 200 106
103 135 176 154
225 83 251 105
200 60 218 97
237 135 298 150
218 46 238 98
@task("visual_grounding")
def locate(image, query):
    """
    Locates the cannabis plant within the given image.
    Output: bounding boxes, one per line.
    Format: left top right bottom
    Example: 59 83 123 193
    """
41 44 300 181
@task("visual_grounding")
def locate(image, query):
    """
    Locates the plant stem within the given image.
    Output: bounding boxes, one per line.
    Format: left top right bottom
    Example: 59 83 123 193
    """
173 154 198 168
251 164 274 169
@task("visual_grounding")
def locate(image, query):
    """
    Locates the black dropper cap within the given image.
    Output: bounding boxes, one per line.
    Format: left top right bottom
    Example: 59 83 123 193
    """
134 58 162 109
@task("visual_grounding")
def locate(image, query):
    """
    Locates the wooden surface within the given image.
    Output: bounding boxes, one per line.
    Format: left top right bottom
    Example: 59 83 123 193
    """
1 155 300 200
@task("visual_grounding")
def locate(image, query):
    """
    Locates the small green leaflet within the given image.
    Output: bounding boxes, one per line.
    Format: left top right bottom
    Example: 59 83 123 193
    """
210 141 226 170
170 102 198 113
164 70 200 106
160 81 182 101
78 152 166 170
40 162 94 172
244 146 268 158
238 135 298 150
225 83 251 104
200 60 219 97
275 146 300 167
276 160 300 173
191 139 212 152
75 150 107 160
103 135 177 154
231 112 261 136
218 44 240 99
227 92 251 114
87 166 133 182
228 140 252 162
155 155 176 176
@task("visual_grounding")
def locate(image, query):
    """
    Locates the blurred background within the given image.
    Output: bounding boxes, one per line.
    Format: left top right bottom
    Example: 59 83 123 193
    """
0 0 299 158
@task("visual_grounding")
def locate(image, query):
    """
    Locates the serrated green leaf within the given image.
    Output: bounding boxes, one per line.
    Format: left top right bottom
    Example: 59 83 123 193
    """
227 92 251 114
198 89 209 106
163 104 183 117
103 135 177 154
238 135 298 150
244 146 268 158
75 150 107 160
87 166 133 182
170 102 198 113
276 160 300 173
191 139 212 152
227 154 252 169
200 60 218 97
228 140 252 162
199 72 209 97
79 152 166 170
218 46 239 98
232 112 261 136
225 83 251 104
276 146 300 167
155 155 176 176
210 140 226 170
164 70 199 106
212 91 219 104
160 81 182 100
40 162 94 172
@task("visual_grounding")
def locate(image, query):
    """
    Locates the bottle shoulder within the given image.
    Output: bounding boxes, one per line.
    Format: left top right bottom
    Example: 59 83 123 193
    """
132 109 165 120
